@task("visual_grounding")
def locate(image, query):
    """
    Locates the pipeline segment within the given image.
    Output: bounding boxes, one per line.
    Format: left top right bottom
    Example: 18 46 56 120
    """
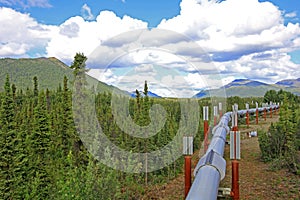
186 105 279 200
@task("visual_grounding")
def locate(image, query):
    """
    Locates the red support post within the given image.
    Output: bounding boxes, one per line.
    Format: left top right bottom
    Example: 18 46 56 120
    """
184 155 192 198
246 111 249 127
232 126 238 132
270 107 273 118
231 124 239 200
231 160 240 200
256 109 259 124
214 116 217 126
264 108 267 121
204 120 209 153
231 103 239 200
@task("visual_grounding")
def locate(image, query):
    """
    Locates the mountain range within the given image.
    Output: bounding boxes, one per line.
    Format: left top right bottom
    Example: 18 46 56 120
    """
194 78 300 98
0 57 299 98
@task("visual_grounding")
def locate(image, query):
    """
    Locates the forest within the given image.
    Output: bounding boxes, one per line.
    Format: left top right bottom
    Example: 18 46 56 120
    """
0 53 299 199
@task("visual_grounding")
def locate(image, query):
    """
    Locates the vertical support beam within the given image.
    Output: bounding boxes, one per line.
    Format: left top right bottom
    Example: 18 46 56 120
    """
183 136 193 199
231 160 240 200
264 107 267 121
219 102 223 118
232 104 238 131
203 106 209 153
255 102 259 125
184 156 192 198
231 104 239 200
270 102 273 118
213 106 218 126
246 103 249 127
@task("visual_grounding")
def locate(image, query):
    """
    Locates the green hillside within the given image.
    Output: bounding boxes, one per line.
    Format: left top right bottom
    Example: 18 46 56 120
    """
0 57 118 93
224 85 282 97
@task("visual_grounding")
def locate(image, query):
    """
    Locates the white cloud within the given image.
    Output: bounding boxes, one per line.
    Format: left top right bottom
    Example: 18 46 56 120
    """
81 3 94 20
0 7 55 57
87 68 119 85
46 11 148 62
214 50 300 83
285 11 297 18
158 0 300 56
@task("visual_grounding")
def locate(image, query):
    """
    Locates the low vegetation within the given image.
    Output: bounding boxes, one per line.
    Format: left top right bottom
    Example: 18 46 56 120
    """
259 90 300 174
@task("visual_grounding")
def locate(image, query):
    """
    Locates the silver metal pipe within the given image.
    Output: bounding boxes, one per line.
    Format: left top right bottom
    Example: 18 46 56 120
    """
186 105 279 200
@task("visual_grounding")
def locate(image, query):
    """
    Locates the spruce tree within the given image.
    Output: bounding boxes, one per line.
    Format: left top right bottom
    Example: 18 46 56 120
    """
0 75 23 199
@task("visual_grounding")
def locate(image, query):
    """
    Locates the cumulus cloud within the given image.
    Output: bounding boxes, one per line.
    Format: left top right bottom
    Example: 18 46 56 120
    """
158 0 300 58
81 3 94 20
59 22 80 38
156 0 300 88
0 0 51 8
214 50 300 83
46 11 148 62
0 7 56 57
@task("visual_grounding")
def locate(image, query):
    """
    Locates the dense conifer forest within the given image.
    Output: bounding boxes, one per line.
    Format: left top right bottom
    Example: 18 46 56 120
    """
0 53 299 199
0 53 203 199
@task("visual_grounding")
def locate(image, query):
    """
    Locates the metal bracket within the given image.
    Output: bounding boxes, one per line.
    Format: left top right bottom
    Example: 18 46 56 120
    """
218 187 231 197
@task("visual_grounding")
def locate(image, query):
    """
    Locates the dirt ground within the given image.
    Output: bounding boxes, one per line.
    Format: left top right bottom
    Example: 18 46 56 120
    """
142 114 300 200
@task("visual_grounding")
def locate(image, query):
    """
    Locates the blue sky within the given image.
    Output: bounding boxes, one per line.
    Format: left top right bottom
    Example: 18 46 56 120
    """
1 0 299 26
0 0 300 97
26 0 182 28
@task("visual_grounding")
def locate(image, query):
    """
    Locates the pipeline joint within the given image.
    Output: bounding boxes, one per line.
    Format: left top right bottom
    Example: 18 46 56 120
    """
194 149 226 180
212 123 230 135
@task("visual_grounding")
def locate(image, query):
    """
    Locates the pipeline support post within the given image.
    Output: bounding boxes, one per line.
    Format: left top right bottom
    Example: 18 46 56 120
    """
203 106 209 153
246 103 249 127
231 160 240 200
231 104 240 200
184 156 191 198
183 136 193 199
219 102 223 118
270 102 273 118
213 105 218 126
255 102 259 125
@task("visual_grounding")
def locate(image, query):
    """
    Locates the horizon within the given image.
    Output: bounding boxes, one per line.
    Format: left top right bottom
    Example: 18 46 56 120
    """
1 0 300 97
1 56 299 98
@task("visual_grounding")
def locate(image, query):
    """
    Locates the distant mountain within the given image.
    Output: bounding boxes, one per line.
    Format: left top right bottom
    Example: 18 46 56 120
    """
193 90 208 98
275 78 300 96
225 79 268 88
130 90 162 98
0 57 121 93
194 78 300 98
276 78 300 87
